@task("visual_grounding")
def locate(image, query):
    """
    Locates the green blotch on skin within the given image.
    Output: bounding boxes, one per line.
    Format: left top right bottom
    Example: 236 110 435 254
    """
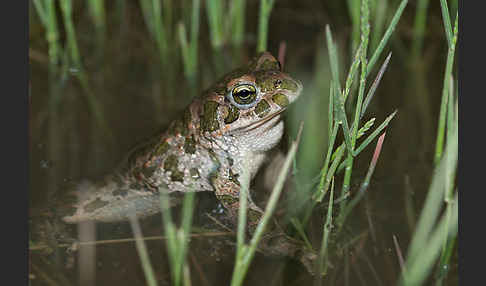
184 136 197 154
248 52 269 70
256 75 274 92
224 104 240 124
164 155 184 182
171 170 184 182
164 155 177 172
190 168 200 179
201 101 220 132
272 93 289 107
258 59 280 71
84 198 109 213
254 99 271 118
279 79 298 92
156 141 170 156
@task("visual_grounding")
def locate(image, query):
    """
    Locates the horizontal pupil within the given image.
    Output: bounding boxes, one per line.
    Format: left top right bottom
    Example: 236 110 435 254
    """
237 90 252 98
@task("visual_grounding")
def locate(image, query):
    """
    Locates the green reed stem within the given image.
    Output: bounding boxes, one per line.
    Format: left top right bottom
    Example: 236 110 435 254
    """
140 0 169 64
340 0 370 218
59 0 81 72
129 215 158 286
236 167 250 252
400 193 458 286
328 83 334 139
333 81 353 155
178 0 200 80
205 0 224 49
290 218 314 250
314 122 339 202
434 12 458 165
436 100 458 285
439 0 453 47
152 0 169 63
326 26 342 96
344 43 362 101
160 191 195 286
317 178 335 277
367 0 407 76
257 0 275 52
403 115 458 286
231 0 246 46
33 0 60 68
450 0 458 16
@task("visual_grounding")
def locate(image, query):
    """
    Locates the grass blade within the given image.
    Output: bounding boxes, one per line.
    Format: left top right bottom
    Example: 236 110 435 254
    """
290 218 314 251
343 43 362 102
257 0 276 52
439 0 453 47
205 0 224 49
367 0 407 75
230 0 246 46
129 215 158 286
333 81 353 155
326 25 342 95
361 52 392 119
434 13 458 165
354 110 396 157
404 116 458 279
317 178 335 277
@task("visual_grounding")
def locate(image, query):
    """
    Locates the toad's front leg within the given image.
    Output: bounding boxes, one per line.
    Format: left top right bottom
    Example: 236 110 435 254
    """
210 167 264 234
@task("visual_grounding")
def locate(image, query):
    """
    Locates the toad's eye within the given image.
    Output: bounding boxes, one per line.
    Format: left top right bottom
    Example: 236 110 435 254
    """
229 84 258 108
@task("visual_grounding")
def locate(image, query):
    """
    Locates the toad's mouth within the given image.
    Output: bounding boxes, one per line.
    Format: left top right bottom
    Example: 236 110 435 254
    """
229 109 285 135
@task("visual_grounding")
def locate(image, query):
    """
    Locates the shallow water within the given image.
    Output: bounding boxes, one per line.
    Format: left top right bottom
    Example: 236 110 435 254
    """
29 1 457 285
